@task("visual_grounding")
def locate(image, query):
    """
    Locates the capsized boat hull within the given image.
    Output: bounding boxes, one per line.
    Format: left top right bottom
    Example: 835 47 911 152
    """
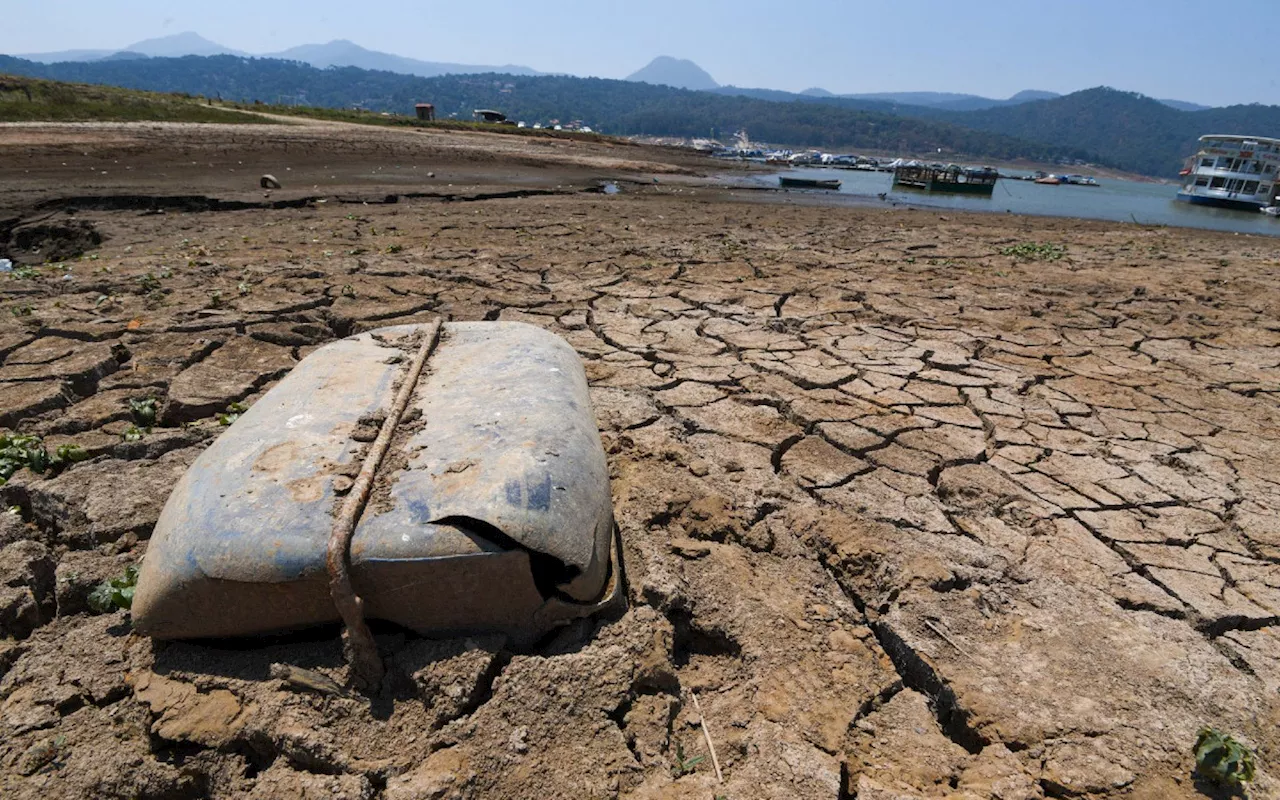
133 322 622 643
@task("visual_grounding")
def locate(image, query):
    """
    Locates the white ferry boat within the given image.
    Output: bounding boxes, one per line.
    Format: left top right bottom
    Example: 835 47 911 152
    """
1176 135 1280 212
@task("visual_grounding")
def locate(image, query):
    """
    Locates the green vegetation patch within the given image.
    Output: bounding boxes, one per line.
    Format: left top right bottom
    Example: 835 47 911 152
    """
88 565 139 613
999 242 1066 261
241 102 617 143
0 433 88 484
1194 727 1257 788
0 74 272 124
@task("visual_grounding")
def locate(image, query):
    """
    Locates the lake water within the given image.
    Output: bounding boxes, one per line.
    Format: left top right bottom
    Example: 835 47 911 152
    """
762 166 1280 237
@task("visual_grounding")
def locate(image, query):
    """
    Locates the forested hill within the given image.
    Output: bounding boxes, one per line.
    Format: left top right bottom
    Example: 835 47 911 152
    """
914 88 1280 176
0 54 1093 166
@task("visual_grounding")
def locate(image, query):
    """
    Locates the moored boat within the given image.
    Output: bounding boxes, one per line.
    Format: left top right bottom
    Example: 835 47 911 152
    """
892 163 998 194
779 176 842 190
1062 174 1100 186
1176 135 1280 212
1034 175 1062 185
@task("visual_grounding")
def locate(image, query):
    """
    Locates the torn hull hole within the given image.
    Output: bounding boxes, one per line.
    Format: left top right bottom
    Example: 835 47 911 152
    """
433 515 581 601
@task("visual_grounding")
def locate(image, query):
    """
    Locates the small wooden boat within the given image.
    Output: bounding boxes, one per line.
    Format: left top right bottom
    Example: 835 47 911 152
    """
779 176 842 190
1034 176 1062 185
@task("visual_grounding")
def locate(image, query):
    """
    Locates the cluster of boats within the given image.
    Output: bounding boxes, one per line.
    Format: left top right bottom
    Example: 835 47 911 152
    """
729 130 1280 223
716 147 890 170
1024 171 1100 186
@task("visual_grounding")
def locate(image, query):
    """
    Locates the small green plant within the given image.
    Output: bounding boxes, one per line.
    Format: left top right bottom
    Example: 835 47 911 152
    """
128 397 158 428
671 742 704 778
0 434 87 484
87 565 139 613
52 444 88 468
136 272 162 293
386 244 404 254
237 281 252 296
207 289 223 307
0 434 47 483
10 304 33 317
11 265 40 280
217 401 248 426
340 284 356 298
999 242 1066 261
17 734 68 776
1194 727 1256 788
121 424 146 442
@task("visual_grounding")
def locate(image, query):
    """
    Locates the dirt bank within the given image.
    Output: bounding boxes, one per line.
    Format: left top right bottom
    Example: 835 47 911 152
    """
1 122 1279 799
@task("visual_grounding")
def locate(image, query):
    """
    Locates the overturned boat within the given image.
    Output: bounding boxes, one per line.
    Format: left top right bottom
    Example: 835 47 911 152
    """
133 322 622 649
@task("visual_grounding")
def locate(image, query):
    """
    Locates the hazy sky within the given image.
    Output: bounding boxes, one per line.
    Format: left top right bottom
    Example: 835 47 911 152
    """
9 0 1278 106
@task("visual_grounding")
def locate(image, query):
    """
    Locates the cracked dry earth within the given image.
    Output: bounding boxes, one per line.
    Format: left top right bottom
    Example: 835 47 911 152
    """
2 142 1280 799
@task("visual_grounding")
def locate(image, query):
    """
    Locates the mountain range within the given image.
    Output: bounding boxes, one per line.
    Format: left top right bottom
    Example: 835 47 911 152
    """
15 38 1216 112
0 44 1264 176
619 57 1212 112
0 53 1093 164
15 32 542 79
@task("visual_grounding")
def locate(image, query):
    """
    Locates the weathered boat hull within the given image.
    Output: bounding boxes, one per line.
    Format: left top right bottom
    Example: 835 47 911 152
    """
894 179 996 195
1176 191 1267 213
133 322 621 644
779 177 842 190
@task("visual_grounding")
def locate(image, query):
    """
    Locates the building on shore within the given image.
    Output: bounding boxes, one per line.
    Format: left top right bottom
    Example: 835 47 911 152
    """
1177 135 1280 212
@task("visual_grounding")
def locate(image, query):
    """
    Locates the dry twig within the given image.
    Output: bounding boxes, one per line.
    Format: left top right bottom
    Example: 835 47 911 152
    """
689 690 724 783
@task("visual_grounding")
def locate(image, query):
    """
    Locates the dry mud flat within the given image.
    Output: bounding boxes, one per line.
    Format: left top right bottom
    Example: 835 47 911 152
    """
1 123 1280 799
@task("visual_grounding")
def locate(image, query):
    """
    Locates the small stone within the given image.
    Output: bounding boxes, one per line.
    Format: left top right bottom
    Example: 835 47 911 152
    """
508 726 529 754
332 476 354 495
260 174 282 189
688 459 711 477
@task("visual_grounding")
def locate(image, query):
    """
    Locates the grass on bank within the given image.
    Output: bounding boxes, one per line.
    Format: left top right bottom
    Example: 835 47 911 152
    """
229 101 622 144
0 74 272 124
0 73 623 144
